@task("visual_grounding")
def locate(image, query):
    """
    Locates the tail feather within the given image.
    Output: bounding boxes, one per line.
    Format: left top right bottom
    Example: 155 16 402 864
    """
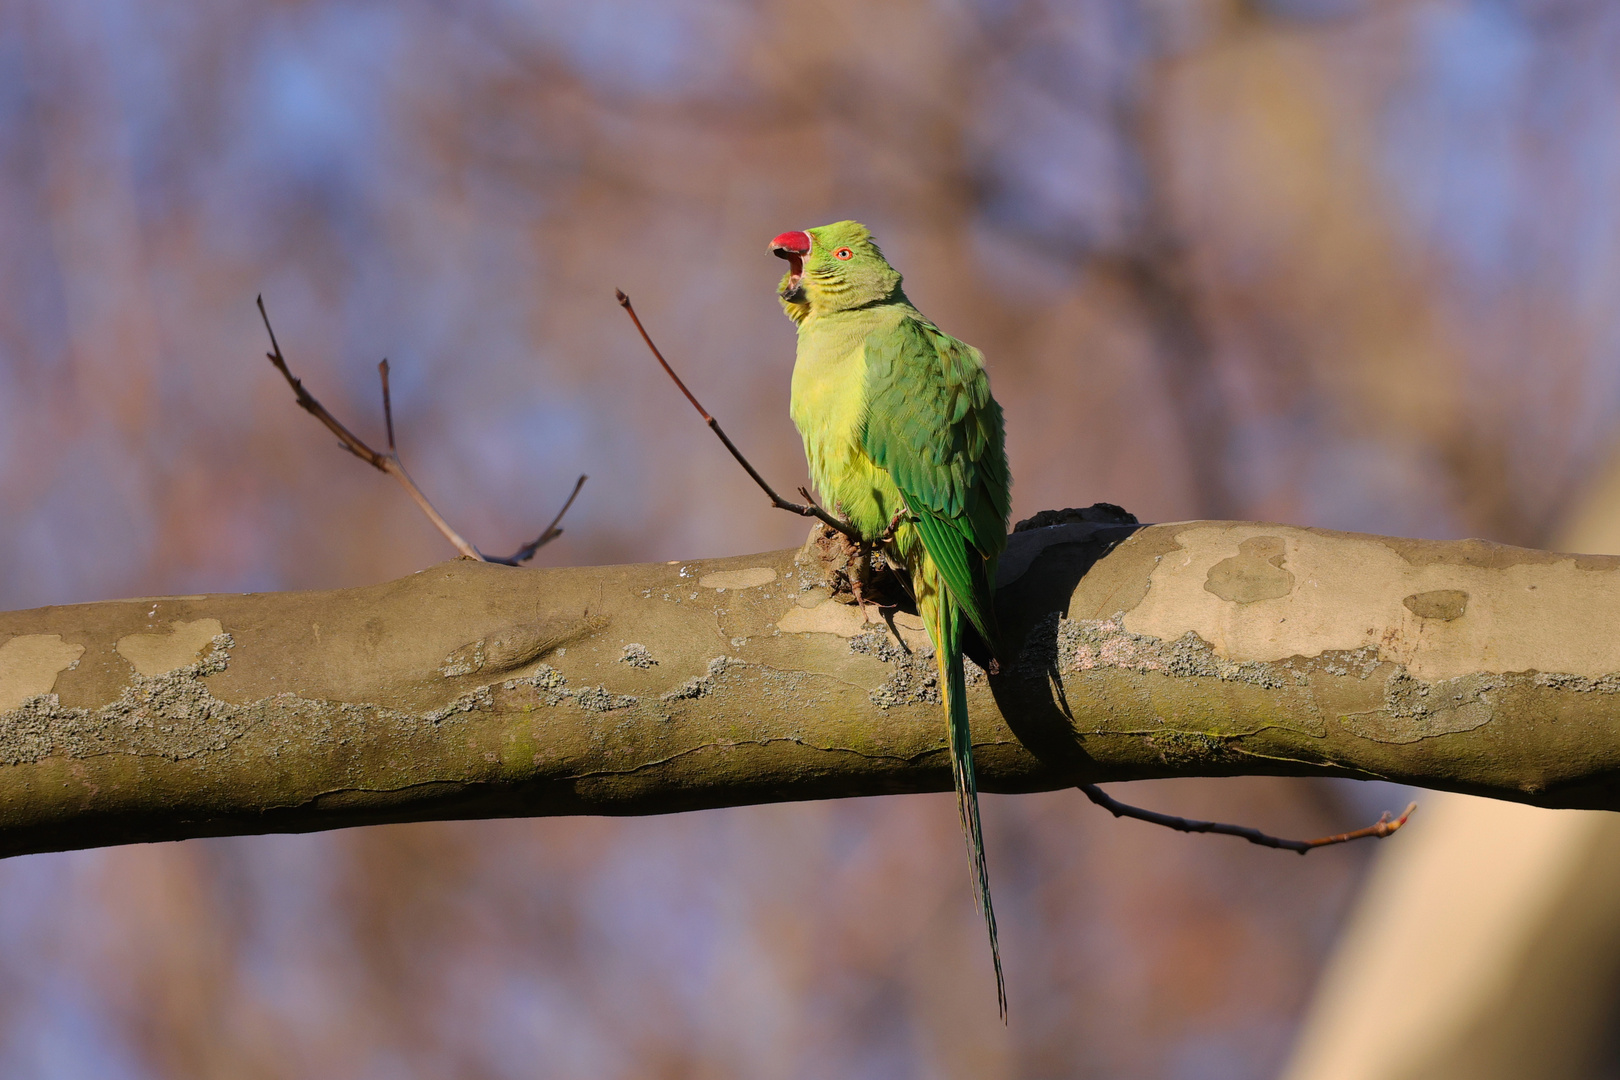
935 594 1008 1021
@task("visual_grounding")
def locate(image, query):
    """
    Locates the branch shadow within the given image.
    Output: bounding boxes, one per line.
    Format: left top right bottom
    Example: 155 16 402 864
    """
986 505 1142 783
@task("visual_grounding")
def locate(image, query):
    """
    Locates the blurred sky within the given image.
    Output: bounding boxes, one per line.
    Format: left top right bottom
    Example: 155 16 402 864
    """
2 1 1619 1077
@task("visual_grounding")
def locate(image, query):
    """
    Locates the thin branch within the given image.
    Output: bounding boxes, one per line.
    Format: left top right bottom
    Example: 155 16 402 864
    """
615 289 862 541
1078 783 1417 854
257 296 393 474
379 359 397 451
256 296 583 563
876 500 914 544
485 473 588 565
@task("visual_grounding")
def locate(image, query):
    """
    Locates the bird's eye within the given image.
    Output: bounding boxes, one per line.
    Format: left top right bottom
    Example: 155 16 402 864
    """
834 247 854 260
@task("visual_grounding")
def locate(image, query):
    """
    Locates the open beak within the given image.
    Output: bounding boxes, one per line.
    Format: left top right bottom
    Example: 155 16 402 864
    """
770 230 811 299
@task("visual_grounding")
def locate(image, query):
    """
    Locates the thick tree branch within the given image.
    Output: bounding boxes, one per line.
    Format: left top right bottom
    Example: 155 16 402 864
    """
2 519 1619 859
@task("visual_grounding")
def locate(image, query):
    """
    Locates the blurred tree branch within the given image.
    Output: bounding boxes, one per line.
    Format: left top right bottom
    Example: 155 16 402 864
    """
2 518 1617 859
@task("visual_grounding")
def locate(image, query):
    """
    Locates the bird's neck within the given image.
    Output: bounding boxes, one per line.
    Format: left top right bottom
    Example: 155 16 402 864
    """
797 294 918 336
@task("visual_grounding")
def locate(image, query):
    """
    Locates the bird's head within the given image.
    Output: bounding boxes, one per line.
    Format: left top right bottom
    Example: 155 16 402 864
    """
770 220 903 324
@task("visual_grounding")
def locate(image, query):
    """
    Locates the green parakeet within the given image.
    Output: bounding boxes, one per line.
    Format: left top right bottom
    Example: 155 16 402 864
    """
770 221 1012 1017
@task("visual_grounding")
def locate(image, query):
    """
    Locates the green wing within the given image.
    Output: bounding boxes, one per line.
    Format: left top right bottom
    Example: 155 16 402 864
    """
860 316 1010 648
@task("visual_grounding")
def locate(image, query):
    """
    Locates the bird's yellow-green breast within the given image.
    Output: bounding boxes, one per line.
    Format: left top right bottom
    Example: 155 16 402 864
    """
788 311 909 536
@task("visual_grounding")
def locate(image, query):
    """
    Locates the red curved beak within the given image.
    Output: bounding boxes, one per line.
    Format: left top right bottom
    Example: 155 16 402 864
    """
770 230 811 297
769 230 812 258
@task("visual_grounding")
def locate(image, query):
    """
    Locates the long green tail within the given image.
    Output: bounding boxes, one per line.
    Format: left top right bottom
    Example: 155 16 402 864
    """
933 592 1007 1020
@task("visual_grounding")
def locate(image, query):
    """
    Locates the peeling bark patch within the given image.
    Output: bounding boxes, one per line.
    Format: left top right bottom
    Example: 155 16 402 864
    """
1203 537 1294 603
697 567 776 590
0 634 239 764
116 619 224 676
775 598 874 637
776 597 932 655
889 613 931 652
0 635 84 710
1404 589 1469 621
1129 523 1620 681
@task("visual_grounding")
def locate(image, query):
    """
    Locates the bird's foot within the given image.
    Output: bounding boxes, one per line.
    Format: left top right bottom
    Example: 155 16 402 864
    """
875 506 911 545
803 523 913 614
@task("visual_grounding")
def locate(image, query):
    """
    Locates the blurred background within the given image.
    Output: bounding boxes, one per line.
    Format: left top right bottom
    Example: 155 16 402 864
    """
3 0 1620 1076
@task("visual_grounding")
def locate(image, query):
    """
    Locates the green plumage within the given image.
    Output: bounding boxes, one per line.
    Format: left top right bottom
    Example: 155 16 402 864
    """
774 220 1011 1017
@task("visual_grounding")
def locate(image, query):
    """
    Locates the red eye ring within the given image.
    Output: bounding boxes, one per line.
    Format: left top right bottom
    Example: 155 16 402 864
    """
834 247 854 260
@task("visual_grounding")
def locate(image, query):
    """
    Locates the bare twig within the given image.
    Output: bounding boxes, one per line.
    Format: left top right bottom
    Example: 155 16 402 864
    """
257 296 584 563
615 289 862 541
876 500 914 544
485 473 587 566
379 358 397 451
1079 783 1416 854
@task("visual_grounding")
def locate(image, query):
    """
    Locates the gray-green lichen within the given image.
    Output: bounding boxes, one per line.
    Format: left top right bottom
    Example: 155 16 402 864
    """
503 662 667 711
661 678 708 702
1312 647 1384 680
620 644 657 669
661 657 745 703
870 660 940 709
1060 615 1292 690
848 626 987 709
573 686 640 712
425 685 495 724
503 665 570 705
850 629 939 709
1051 613 1620 747
439 640 486 677
1341 670 1506 743
1531 671 1620 693
849 627 909 664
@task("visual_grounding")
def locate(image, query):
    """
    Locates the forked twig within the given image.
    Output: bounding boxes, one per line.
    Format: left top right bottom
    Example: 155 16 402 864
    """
1079 783 1416 853
615 289 861 541
257 296 584 564
494 473 587 565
